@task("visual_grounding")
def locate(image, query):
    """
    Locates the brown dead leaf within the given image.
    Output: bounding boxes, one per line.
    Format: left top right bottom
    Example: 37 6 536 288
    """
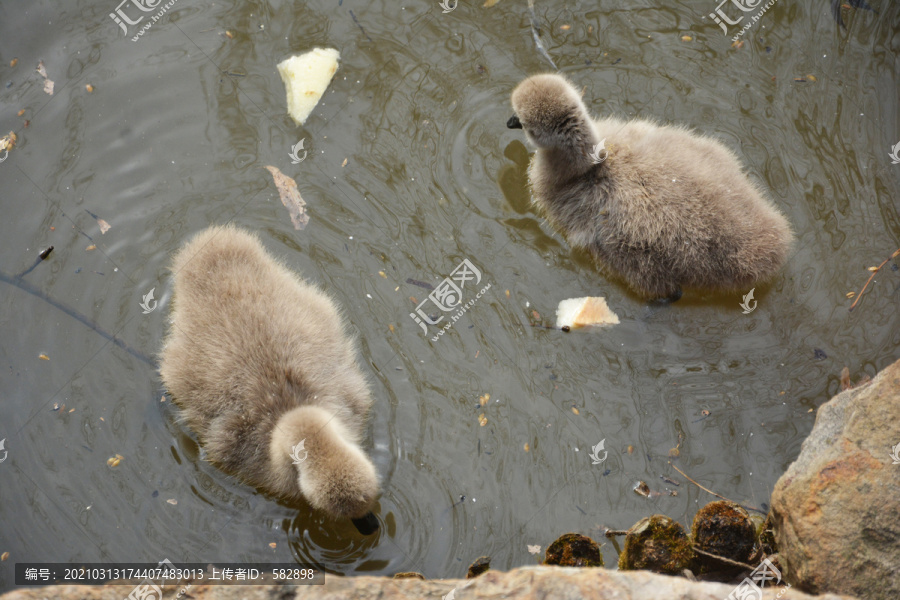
571 407 579 415
17 109 25 117
483 0 500 6
86 244 96 251
681 35 692 41
633 481 650 497
341 158 348 167
85 84 94 93
560 24 571 31
524 443 530 452
0 552 8 561
478 413 487 426
265 166 309 230
269 542 277 549
479 393 490 406
840 367 851 391
532 310 541 320
96 218 111 234
39 354 49 360
9 58 17 67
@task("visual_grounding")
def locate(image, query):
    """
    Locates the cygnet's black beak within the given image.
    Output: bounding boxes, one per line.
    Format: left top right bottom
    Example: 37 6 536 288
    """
507 115 523 129
351 512 380 535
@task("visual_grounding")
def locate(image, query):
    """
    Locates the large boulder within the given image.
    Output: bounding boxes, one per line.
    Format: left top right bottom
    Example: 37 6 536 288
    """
0 566 857 600
771 358 900 598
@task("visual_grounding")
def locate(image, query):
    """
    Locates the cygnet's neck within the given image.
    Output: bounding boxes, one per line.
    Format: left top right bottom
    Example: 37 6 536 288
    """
544 107 603 178
269 405 375 518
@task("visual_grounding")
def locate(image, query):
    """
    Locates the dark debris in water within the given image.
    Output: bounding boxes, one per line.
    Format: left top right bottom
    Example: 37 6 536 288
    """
814 348 827 360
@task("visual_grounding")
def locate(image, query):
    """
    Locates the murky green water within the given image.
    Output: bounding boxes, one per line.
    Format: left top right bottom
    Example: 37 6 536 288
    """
1 0 898 590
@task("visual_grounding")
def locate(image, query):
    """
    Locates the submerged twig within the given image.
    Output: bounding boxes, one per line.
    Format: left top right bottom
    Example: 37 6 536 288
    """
527 0 558 70
0 270 154 366
604 529 629 538
848 247 900 311
692 546 756 571
670 464 765 515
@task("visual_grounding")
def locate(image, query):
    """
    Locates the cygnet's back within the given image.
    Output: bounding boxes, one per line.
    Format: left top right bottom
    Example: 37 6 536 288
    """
160 225 378 522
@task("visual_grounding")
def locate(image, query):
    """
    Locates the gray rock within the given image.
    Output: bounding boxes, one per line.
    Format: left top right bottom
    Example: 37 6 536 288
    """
771 358 900 598
0 566 857 600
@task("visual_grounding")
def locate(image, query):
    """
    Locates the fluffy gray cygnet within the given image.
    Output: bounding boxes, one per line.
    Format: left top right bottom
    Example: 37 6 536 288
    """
508 73 793 301
160 225 379 534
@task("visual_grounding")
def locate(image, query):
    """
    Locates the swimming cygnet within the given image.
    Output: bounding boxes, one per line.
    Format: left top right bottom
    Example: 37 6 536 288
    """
159 225 379 534
508 73 793 301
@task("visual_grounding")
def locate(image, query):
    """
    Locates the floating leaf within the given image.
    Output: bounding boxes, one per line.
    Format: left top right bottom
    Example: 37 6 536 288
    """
85 84 94 93
527 545 541 555
633 481 651 497
265 166 309 230
341 158 348 167
479 393 490 406
681 35 692 41
867 266 879 272
9 58 17 67
478 413 488 427
483 0 501 6
86 244 96 251
269 542 277 549
36 61 54 95
0 131 16 154
38 354 49 360
0 552 8 561
524 443 530 452
167 499 177 505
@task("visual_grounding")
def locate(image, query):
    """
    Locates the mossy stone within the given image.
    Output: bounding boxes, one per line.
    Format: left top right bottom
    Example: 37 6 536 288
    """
543 533 603 567
466 556 491 578
691 501 756 572
392 572 425 580
618 515 693 574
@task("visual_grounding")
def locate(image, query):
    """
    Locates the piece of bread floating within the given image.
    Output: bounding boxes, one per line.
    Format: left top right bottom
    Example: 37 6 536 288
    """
556 296 620 329
277 47 340 125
